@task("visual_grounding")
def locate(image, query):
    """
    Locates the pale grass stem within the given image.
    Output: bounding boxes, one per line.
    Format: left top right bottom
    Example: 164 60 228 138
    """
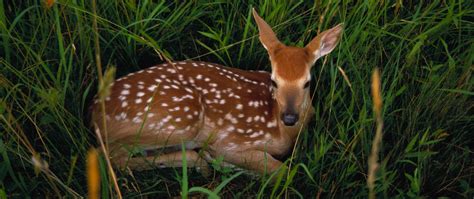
337 66 352 89
92 0 122 197
368 68 384 199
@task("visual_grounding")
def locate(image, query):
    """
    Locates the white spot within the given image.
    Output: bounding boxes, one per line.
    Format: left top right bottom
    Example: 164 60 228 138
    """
266 119 277 128
121 90 130 95
132 117 142 124
217 118 224 126
123 84 131 88
161 103 168 107
225 113 238 124
144 105 151 111
184 87 193 93
209 83 218 87
254 115 260 122
148 85 157 91
135 98 142 104
246 117 252 123
171 96 180 102
121 101 128 107
148 123 156 129
184 106 190 112
137 92 145 97
162 115 172 123
236 104 243 110
249 133 260 138
254 140 264 145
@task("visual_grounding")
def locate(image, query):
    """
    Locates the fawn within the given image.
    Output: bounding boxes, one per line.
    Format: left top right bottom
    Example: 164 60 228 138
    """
91 9 343 175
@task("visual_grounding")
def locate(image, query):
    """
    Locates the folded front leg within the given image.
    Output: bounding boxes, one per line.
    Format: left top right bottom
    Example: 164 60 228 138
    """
221 150 284 174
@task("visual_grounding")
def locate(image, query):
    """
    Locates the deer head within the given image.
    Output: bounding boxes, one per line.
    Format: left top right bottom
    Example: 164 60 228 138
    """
252 9 343 126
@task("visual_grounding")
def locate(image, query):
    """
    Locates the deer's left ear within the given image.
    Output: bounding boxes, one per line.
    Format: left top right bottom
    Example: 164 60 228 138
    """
305 23 344 62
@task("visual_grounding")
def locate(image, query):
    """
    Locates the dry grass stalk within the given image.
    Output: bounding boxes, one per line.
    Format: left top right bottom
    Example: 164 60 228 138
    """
368 68 384 199
87 149 100 199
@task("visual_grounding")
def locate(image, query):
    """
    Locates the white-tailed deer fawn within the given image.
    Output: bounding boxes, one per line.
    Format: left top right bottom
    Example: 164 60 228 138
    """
91 9 343 175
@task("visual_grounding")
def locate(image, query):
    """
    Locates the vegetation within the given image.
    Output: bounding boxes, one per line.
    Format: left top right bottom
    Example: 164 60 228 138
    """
0 0 472 198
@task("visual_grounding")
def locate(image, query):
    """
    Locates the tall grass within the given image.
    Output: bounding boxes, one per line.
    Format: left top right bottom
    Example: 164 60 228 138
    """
1 0 473 198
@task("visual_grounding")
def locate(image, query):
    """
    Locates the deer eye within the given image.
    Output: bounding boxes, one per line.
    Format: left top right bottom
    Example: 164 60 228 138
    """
271 80 278 88
304 81 310 89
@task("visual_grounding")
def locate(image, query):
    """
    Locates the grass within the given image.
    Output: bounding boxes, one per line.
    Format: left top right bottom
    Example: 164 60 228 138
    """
1 0 473 198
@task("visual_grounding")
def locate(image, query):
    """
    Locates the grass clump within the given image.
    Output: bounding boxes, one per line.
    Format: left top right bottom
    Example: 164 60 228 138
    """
0 0 473 198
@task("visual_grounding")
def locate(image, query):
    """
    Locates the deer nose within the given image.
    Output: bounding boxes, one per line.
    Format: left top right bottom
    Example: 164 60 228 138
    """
281 113 299 126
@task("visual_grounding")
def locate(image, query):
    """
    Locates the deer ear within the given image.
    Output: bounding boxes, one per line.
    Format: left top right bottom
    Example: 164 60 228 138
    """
252 8 281 51
305 23 343 62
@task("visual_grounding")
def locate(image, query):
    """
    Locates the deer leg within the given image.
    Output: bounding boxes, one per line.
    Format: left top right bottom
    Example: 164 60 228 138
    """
221 150 284 174
111 148 210 176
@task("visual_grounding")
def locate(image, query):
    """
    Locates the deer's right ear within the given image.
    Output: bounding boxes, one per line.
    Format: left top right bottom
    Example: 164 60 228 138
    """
305 23 344 62
252 8 281 51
